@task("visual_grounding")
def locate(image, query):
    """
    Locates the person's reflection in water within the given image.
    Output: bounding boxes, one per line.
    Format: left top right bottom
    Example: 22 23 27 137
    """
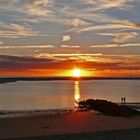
74 81 80 108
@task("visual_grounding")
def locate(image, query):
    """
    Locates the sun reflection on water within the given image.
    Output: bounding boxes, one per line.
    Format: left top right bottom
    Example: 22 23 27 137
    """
74 81 80 107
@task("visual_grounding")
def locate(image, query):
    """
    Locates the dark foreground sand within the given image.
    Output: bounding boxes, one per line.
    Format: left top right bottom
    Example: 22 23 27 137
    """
0 112 140 140
5 128 140 140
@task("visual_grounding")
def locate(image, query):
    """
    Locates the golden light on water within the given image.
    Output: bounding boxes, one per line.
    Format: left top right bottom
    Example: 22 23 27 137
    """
74 81 80 107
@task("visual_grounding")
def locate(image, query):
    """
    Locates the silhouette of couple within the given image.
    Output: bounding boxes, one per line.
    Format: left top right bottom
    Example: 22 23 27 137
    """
121 97 126 104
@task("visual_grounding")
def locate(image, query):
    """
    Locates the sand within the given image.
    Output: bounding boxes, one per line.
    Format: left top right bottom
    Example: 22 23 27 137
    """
0 112 140 140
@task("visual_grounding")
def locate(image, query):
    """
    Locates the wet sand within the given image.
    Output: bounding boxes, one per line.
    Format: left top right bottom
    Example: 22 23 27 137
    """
0 112 140 140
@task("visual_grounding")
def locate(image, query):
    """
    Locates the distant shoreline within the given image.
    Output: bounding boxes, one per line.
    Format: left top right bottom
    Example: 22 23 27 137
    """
0 76 140 85
0 76 140 79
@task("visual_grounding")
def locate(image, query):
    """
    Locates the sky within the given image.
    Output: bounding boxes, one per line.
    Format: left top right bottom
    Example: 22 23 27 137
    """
0 0 140 77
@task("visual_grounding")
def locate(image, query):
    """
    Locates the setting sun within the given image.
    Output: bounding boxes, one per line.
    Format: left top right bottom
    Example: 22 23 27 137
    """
73 69 81 77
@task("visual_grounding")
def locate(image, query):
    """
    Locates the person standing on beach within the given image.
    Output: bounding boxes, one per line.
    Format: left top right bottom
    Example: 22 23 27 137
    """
124 97 126 104
121 97 123 103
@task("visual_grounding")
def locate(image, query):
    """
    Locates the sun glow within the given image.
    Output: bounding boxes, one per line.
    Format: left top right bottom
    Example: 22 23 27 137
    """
61 68 91 77
73 69 81 77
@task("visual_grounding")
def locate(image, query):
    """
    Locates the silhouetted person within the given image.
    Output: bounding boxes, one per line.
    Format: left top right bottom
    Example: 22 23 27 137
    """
121 97 123 103
124 97 126 104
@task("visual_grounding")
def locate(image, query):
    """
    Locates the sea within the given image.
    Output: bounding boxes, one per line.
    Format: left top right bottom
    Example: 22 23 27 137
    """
0 79 140 111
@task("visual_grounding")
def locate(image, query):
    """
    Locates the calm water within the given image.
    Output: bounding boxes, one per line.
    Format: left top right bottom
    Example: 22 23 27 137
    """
0 80 140 110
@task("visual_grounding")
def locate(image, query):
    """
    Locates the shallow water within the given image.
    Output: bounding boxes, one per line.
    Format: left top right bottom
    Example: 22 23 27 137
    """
0 80 139 110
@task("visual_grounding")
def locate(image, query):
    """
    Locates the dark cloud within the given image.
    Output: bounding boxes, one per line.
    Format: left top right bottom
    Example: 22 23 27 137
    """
0 55 55 71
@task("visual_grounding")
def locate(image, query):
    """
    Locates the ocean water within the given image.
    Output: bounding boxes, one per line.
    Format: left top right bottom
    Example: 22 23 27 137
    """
0 80 139 110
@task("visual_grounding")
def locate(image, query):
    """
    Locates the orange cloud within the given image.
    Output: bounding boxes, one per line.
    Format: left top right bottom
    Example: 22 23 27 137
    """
0 54 140 77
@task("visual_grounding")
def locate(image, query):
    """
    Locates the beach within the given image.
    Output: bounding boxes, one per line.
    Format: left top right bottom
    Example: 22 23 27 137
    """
1 0 140 139
0 111 140 140
0 79 140 140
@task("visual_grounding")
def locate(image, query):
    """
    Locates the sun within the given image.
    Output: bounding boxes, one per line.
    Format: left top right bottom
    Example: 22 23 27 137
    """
73 69 81 77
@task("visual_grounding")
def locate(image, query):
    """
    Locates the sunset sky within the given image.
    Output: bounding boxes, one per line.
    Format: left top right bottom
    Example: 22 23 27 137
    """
0 0 140 77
